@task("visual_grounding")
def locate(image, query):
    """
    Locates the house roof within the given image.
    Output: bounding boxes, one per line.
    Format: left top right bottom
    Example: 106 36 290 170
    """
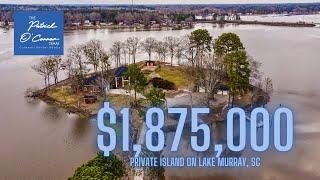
114 66 128 77
84 74 100 85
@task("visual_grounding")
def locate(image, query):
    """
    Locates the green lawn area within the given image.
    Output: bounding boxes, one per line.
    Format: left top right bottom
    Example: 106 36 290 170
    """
44 64 189 117
47 86 103 114
48 86 80 105
47 86 148 115
108 94 134 110
155 65 188 89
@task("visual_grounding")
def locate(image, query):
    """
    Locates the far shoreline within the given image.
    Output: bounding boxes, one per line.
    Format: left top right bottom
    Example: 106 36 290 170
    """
1 20 317 31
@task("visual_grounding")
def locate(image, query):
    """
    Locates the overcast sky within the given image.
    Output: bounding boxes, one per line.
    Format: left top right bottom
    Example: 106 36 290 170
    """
1 0 319 5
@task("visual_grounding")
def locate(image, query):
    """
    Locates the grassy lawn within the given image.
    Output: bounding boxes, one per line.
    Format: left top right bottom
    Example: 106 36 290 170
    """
47 86 103 114
47 86 148 115
47 86 80 106
155 65 188 89
108 94 134 110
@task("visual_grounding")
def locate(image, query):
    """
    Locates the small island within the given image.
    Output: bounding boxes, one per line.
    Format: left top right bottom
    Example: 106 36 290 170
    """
27 29 271 179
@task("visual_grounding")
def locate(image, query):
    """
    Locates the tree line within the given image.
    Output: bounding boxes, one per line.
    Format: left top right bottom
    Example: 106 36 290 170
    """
110 31 272 107
32 40 110 94
64 10 193 26
182 29 273 107
32 29 273 107
109 36 190 67
107 30 257 108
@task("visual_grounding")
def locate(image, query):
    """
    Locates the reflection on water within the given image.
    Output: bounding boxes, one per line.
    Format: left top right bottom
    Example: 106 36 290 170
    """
0 20 320 179
42 105 64 122
71 117 91 140
24 97 41 106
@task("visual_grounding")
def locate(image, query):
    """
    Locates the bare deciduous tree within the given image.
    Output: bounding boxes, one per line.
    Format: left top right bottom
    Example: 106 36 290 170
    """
141 37 157 62
67 45 88 91
110 41 122 67
126 37 140 64
83 40 104 72
121 42 129 65
99 54 111 96
32 60 48 88
164 36 179 66
182 35 196 67
251 81 263 107
64 56 73 78
32 57 55 88
175 38 185 65
264 77 273 95
155 41 163 61
123 41 131 64
203 56 224 105
154 41 168 62
49 56 62 84
248 56 262 85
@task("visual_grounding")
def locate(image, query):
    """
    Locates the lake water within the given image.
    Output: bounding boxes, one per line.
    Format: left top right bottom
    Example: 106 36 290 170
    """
0 21 320 179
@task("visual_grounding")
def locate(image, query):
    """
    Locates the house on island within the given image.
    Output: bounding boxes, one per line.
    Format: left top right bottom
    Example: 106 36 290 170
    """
83 74 102 94
142 60 157 72
83 94 98 104
111 66 130 89
216 84 229 96
82 73 109 104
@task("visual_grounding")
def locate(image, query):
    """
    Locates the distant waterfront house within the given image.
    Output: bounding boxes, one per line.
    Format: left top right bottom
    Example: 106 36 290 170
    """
195 15 203 20
216 13 228 21
112 66 130 89
205 14 213 20
225 14 241 21
151 23 160 28
84 20 92 26
71 22 81 26
195 13 240 21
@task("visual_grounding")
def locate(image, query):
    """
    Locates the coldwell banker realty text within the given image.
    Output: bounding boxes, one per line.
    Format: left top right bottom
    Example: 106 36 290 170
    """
14 11 63 55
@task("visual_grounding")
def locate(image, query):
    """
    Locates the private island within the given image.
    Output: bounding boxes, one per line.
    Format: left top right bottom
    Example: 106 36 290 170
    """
26 29 271 179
